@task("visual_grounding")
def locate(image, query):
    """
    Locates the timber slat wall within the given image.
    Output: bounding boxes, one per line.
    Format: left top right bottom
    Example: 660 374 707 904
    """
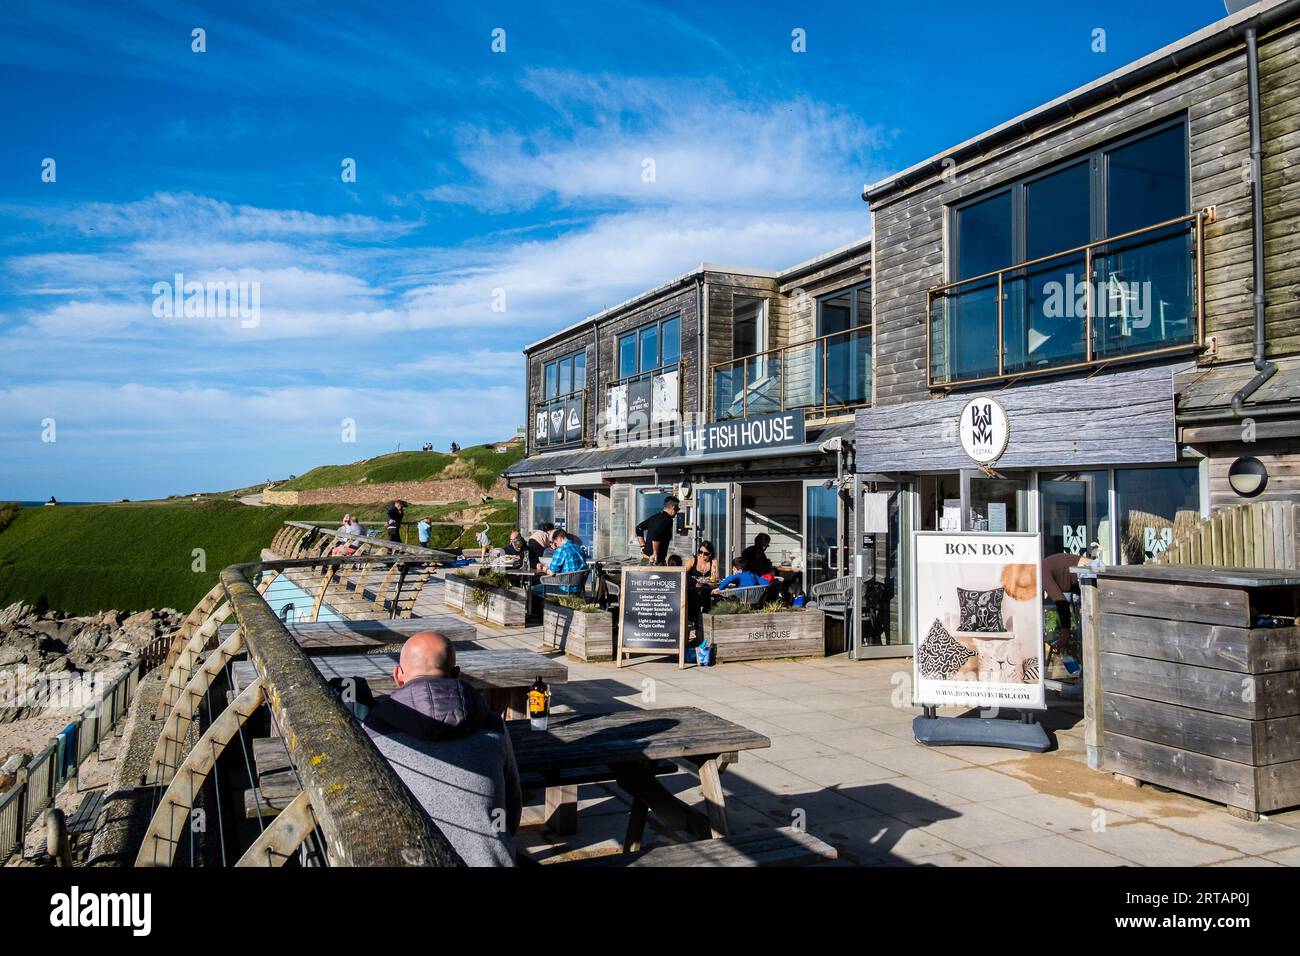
1096 567 1300 813
867 18 1300 408
1155 499 1298 569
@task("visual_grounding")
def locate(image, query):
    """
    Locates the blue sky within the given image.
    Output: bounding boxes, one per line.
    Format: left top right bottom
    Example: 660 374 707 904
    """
0 0 1228 500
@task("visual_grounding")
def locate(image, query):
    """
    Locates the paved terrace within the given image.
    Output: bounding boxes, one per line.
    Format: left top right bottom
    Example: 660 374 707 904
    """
399 577 1300 867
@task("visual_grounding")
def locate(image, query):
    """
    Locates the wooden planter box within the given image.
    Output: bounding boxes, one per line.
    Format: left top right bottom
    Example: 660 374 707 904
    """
444 573 527 627
1091 565 1300 815
702 609 824 663
542 602 615 662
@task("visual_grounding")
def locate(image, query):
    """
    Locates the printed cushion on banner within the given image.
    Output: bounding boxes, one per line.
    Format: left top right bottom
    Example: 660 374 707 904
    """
1022 656 1040 683
957 586 1006 632
918 618 975 680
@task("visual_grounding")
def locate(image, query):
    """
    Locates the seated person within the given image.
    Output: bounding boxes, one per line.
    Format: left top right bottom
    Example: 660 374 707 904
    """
711 557 765 595
504 530 530 561
532 527 588 598
526 523 555 573
332 514 361 555
740 533 775 578
363 632 522 867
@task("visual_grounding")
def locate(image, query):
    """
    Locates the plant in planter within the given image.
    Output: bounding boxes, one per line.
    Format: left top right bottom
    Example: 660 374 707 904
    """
542 594 614 662
445 569 527 626
701 602 824 663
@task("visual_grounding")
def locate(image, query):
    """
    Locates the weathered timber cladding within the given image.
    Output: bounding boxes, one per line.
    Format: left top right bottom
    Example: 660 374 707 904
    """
855 364 1178 472
867 20 1300 408
1099 610 1300 672
1094 565 1300 813
702 609 825 662
526 329 595 457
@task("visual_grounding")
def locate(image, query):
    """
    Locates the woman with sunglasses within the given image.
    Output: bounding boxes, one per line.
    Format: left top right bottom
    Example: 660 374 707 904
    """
685 541 720 620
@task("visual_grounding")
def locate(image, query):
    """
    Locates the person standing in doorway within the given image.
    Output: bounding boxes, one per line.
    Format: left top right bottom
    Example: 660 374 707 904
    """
635 496 679 565
387 500 405 543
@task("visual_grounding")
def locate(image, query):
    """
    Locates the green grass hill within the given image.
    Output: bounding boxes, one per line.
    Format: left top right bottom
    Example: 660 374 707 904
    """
0 442 524 615
277 443 523 492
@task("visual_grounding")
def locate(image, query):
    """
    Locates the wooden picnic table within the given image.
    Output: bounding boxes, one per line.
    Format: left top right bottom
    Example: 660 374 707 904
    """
508 706 769 851
217 616 478 652
229 648 567 719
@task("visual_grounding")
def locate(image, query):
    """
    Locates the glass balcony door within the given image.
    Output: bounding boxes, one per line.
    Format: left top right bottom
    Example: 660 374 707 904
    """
803 481 840 594
693 484 735 575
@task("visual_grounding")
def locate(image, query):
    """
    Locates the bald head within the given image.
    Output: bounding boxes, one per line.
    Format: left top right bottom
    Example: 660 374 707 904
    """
393 631 458 686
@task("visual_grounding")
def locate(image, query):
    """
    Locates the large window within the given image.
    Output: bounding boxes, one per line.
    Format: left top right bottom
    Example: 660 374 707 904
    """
618 315 680 380
610 316 682 441
1115 466 1199 565
531 489 555 530
817 282 872 409
543 350 586 400
933 119 1193 385
535 349 587 449
1039 471 1111 561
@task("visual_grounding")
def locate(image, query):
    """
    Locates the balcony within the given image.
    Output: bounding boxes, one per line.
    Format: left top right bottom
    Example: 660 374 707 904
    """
711 327 872 421
532 389 588 450
603 362 682 443
926 210 1208 388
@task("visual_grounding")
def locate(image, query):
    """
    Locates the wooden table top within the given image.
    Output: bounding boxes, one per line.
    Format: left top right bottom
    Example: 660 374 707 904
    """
506 706 769 773
218 616 479 651
230 647 567 697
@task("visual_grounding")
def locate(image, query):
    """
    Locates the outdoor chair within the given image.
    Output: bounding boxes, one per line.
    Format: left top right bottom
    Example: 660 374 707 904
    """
811 575 854 622
719 584 769 607
537 569 590 602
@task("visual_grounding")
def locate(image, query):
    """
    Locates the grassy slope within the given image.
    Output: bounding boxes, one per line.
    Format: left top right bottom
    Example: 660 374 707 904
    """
0 497 518 616
278 442 523 493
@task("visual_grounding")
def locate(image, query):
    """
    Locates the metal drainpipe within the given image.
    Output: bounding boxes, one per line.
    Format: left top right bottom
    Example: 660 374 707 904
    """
591 319 600 444
697 274 707 427
1231 24 1277 416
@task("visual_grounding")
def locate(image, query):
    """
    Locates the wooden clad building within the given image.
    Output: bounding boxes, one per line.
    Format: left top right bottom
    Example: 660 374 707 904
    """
853 0 1300 652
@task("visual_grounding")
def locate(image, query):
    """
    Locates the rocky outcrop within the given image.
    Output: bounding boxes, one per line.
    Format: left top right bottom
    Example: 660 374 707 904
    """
0 602 182 726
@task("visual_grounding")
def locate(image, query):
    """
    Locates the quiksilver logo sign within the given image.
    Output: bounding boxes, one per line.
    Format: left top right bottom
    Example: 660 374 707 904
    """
49 886 152 936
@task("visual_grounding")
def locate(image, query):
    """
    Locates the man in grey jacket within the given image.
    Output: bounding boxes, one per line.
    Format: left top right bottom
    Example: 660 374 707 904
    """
363 632 523 866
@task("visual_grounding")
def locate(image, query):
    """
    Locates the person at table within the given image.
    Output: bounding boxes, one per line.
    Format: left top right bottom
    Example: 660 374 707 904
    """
740 533 775 578
363 631 522 867
526 522 555 573
685 541 720 618
532 527 589 599
635 496 679 565
711 557 765 596
501 529 527 566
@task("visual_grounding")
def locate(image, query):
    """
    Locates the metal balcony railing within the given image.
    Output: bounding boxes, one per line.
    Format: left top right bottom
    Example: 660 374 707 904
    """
710 327 872 422
925 209 1210 388
532 387 589 451
603 361 683 442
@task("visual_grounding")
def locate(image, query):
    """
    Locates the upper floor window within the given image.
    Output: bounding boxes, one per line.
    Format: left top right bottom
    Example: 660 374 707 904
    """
618 315 680 380
732 297 766 359
543 350 586 400
932 118 1196 387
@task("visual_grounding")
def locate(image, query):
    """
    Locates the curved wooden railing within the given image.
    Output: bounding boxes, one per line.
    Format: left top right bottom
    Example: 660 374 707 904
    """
136 550 465 868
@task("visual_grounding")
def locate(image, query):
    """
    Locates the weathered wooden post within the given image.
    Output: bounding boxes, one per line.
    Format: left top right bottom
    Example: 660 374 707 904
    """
1077 568 1104 771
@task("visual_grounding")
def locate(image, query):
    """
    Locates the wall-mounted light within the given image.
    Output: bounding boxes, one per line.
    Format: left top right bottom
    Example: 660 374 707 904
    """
1227 456 1268 498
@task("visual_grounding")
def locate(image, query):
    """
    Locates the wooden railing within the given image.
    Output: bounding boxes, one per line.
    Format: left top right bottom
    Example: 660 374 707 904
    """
135 547 465 867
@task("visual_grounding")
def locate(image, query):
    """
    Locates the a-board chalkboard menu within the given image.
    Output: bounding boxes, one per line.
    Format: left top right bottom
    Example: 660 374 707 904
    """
616 566 687 668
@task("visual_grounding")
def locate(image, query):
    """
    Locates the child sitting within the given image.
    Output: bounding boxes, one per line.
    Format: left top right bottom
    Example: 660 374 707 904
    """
711 557 764 595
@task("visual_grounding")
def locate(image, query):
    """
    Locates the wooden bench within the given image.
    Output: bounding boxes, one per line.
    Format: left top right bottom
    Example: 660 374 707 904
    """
66 790 106 836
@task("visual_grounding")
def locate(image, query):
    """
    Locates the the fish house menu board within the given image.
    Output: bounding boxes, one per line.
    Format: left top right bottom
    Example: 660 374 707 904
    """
616 567 687 668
